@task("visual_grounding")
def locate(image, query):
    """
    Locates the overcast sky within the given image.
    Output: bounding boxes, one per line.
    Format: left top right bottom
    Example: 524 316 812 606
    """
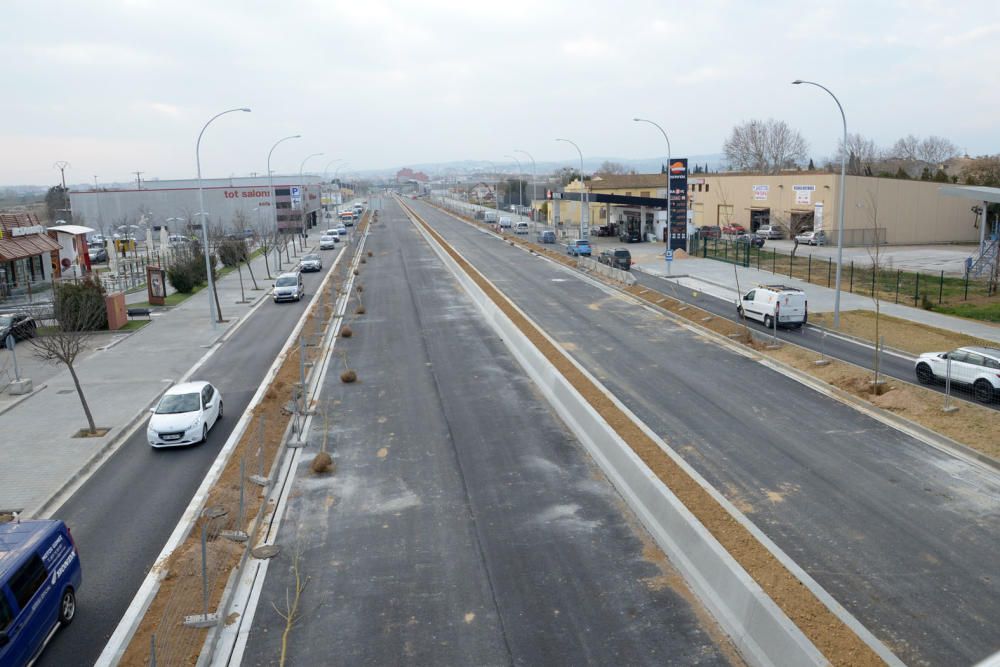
3 0 999 186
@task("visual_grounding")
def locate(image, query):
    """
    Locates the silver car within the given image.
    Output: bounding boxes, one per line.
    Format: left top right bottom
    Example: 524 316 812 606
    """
273 272 304 302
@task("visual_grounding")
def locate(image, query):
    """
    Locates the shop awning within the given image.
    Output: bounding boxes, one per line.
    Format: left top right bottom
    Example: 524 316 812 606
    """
0 233 61 261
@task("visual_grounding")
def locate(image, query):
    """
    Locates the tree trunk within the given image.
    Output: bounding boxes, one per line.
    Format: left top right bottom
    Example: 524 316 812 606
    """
262 245 272 279
67 362 97 434
246 253 259 290
212 279 223 322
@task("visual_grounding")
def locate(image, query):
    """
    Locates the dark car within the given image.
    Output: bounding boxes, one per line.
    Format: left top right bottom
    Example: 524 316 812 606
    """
87 245 108 263
0 313 36 343
699 225 721 239
735 233 765 248
618 228 642 243
536 230 556 244
598 248 633 271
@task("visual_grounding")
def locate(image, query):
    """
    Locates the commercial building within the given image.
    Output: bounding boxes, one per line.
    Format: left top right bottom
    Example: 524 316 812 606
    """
68 176 326 239
0 213 62 301
540 172 980 247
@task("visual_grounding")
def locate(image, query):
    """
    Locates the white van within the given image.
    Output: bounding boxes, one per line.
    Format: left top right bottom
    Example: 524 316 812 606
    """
514 221 529 235
498 216 513 229
737 284 807 328
484 210 498 223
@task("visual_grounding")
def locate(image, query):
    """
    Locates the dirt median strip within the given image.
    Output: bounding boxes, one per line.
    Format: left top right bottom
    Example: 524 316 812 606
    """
411 200 884 666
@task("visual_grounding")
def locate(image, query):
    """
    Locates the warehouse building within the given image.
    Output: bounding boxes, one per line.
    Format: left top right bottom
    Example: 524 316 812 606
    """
68 176 326 239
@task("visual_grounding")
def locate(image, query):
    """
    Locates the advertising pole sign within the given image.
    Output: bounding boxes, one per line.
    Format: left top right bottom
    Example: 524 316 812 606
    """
290 186 302 210
814 202 824 233
668 158 688 251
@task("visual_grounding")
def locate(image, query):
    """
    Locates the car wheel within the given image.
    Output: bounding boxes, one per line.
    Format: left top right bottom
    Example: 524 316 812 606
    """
737 306 744 318
763 315 774 329
973 380 995 403
59 588 76 625
915 363 935 384
201 424 208 444
217 401 223 420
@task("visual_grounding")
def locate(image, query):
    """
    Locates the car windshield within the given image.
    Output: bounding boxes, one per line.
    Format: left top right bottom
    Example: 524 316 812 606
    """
303 255 319 262
0 315 13 327
276 276 297 286
575 241 589 246
156 392 200 414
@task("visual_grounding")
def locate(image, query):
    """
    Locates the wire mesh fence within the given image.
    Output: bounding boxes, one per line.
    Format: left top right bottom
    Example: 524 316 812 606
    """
694 237 999 315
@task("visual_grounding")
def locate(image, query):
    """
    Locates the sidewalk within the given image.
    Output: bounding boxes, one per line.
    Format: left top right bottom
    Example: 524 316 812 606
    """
0 243 291 516
634 253 1000 345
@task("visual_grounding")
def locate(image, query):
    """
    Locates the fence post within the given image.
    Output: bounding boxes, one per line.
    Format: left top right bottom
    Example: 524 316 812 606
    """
914 272 920 306
849 260 854 293
827 257 832 287
964 272 969 301
807 254 812 283
895 270 900 304
773 250 777 274
788 252 793 278
938 270 944 304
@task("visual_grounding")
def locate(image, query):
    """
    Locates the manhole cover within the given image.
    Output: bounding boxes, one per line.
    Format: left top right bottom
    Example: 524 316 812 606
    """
252 544 281 560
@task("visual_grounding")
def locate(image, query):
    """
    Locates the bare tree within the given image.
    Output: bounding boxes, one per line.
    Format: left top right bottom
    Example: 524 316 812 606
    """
28 281 107 434
919 135 960 165
595 161 634 176
723 119 808 173
890 134 921 161
859 186 886 394
837 133 882 176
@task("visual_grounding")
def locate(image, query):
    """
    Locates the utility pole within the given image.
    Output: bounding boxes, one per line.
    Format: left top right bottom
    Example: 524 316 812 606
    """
54 161 71 222
133 171 144 190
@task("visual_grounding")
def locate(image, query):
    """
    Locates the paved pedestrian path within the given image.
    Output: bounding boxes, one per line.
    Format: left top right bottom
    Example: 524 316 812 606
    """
0 243 294 516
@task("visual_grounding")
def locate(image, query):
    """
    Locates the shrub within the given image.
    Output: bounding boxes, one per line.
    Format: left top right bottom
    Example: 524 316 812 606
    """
310 451 334 474
340 325 353 338
340 369 357 383
217 238 248 268
167 248 216 293
54 278 107 331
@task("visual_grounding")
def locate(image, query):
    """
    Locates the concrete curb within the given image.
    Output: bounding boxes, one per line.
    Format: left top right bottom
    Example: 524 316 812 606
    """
95 247 344 666
0 382 48 416
403 201 903 667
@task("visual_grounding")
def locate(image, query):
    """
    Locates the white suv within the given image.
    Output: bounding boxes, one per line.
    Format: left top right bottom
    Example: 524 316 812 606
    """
915 346 1000 403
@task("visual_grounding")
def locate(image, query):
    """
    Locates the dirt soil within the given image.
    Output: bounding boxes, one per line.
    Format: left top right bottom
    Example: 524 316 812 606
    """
120 211 370 666
809 310 998 354
410 201 883 666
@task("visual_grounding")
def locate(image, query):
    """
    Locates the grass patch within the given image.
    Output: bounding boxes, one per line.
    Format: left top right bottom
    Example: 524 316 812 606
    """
120 319 151 331
929 301 1000 323
130 287 203 309
809 310 997 354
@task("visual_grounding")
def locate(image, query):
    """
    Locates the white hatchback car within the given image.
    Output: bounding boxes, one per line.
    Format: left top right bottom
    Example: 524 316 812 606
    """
915 346 1000 403
147 381 223 447
319 234 338 249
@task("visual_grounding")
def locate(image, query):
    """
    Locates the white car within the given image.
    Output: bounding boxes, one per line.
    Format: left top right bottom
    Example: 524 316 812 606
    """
147 381 223 447
756 225 784 239
915 346 1000 403
795 230 827 246
319 234 338 249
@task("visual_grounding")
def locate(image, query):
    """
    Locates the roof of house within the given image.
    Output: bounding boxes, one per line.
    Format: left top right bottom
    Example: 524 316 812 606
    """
0 212 62 261
587 174 668 190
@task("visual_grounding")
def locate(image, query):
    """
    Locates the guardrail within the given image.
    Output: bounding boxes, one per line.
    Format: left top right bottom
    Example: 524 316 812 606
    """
576 257 637 286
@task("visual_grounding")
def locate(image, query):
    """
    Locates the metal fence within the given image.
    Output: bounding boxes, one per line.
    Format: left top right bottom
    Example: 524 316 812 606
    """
695 237 998 313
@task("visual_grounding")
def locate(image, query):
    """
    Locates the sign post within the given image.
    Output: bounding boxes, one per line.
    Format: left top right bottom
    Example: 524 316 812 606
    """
664 248 674 276
668 159 689 251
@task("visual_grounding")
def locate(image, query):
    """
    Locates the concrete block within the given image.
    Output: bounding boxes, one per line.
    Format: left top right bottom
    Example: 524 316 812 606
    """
8 378 33 395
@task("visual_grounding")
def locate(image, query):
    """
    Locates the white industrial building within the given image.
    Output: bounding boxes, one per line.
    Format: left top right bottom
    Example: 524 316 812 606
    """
68 176 328 238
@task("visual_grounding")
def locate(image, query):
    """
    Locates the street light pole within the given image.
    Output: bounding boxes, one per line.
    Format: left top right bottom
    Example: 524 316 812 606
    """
267 134 302 273
485 161 500 222
793 79 847 329
514 149 537 223
633 117 672 246
505 154 523 218
299 152 323 240
556 138 587 238
196 106 251 324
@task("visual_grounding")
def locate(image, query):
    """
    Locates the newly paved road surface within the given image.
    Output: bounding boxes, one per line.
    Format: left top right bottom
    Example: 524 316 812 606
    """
243 200 739 666
408 199 1000 667
38 245 344 667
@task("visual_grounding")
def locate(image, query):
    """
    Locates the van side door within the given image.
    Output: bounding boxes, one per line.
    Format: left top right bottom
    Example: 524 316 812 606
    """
6 553 51 663
741 290 759 321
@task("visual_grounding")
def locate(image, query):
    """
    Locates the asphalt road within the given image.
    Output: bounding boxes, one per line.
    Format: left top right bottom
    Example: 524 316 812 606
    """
37 242 344 667
408 199 1000 667
241 200 739 666
627 269 999 411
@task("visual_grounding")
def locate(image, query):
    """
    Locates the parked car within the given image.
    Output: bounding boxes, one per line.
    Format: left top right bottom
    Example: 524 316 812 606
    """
699 225 721 239
756 225 784 239
536 230 556 244
618 227 642 243
146 381 223 447
0 312 36 343
735 233 766 248
595 224 617 237
0 519 82 666
795 230 827 246
598 248 633 271
299 254 322 272
87 245 108 263
722 224 746 235
736 284 808 329
319 234 338 250
566 239 592 257
914 346 1000 403
273 271 304 302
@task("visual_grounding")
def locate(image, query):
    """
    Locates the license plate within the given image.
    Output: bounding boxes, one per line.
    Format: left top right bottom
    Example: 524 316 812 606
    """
163 434 181 441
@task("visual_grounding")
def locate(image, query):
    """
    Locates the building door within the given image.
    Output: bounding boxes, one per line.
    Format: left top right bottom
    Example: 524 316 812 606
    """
750 208 770 232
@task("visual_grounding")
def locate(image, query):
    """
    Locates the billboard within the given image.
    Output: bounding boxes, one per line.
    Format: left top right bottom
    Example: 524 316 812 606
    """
668 159 688 250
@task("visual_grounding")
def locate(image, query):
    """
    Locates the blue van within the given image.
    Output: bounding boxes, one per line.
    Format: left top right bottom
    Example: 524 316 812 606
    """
0 520 82 666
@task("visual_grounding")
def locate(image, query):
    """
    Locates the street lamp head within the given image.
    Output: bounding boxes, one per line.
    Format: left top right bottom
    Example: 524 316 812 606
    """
239 107 252 112
792 80 803 85
632 117 643 122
